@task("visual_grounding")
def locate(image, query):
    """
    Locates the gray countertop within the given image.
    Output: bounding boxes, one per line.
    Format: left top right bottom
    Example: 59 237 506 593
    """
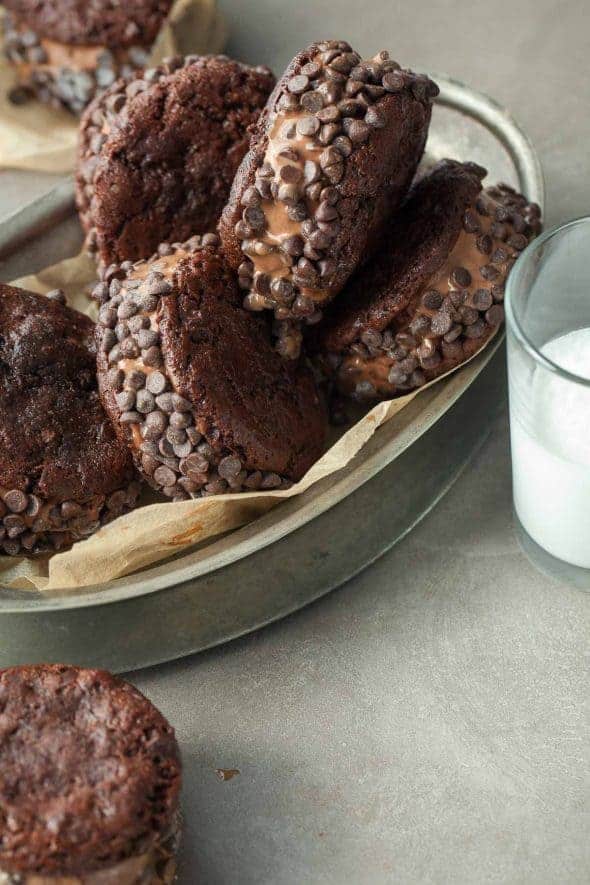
2 0 589 882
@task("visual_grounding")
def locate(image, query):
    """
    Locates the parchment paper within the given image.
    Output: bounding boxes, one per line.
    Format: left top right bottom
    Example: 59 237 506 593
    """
0 247 497 592
0 0 227 173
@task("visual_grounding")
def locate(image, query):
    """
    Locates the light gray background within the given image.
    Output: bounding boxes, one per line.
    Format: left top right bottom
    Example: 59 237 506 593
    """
2 1 589 882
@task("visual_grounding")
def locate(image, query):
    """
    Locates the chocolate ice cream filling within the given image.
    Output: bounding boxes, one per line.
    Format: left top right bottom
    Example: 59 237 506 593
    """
3 13 151 113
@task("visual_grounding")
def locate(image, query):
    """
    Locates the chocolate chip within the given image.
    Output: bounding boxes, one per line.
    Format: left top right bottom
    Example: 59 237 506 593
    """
271 278 294 303
278 182 300 204
319 123 341 145
463 210 480 234
472 288 493 311
507 233 528 251
136 387 157 414
382 71 405 92
241 186 261 207
303 160 321 185
154 465 177 487
120 338 140 359
301 91 324 112
316 107 339 126
490 247 508 266
98 305 117 328
170 411 191 430
360 329 382 349
342 118 371 143
399 356 418 375
316 201 339 222
512 215 527 234
409 315 431 339
145 278 172 297
117 299 138 320
364 84 386 100
218 456 242 480
261 472 283 490
280 165 304 186
491 222 507 240
480 264 500 281
243 205 266 229
444 324 463 343
319 147 344 183
254 272 271 295
307 229 331 250
297 115 320 137
318 258 337 278
460 306 479 326
301 61 321 79
486 305 504 326
430 311 453 336
120 410 141 424
421 290 443 310
338 98 364 117
494 205 511 222
137 329 159 349
116 390 136 411
317 80 342 105
3 490 28 513
476 234 493 254
287 203 307 221
91 282 110 304
330 52 359 74
283 235 304 256
171 394 191 412
474 197 490 217
287 74 309 94
450 266 472 288
365 106 385 128
332 135 353 157
464 319 486 338
388 365 408 386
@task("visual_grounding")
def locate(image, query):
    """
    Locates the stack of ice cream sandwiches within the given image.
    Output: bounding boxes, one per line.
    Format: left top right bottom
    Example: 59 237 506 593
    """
0 36 542 559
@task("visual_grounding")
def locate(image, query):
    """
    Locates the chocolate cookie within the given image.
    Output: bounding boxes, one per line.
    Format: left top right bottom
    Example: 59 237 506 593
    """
0 663 181 883
218 40 438 359
313 159 542 401
3 0 173 114
77 55 275 271
94 234 326 499
0 284 140 556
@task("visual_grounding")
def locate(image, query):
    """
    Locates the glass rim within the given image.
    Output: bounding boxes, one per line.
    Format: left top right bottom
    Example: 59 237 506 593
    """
505 214 590 388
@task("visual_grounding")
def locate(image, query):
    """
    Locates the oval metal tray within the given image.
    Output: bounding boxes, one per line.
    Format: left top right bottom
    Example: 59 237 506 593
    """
0 76 544 670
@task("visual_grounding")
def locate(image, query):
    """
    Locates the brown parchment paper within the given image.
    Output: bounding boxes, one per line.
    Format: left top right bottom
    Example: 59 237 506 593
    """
0 248 497 593
0 0 227 173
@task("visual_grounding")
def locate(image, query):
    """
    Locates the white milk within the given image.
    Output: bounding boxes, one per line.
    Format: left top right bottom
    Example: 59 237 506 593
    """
510 327 590 567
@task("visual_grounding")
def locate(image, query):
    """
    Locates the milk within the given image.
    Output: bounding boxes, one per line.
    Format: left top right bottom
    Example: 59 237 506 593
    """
510 328 590 568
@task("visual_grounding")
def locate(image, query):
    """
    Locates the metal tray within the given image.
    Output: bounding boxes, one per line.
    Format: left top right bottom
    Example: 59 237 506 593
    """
0 76 544 671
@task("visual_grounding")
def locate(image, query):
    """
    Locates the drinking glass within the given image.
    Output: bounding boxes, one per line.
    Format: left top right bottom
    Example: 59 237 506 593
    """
506 217 590 573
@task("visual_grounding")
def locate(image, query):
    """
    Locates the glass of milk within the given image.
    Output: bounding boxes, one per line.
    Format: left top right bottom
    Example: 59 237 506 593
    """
506 216 590 571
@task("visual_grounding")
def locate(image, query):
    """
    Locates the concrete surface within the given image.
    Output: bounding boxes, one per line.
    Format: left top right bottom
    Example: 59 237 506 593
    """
135 419 589 885
1 0 589 882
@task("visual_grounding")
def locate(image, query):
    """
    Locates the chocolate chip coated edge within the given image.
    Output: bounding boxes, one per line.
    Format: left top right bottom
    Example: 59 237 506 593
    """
219 39 438 359
94 236 326 500
313 159 542 401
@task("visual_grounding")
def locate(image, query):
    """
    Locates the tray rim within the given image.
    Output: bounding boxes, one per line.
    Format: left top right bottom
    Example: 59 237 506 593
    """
0 74 545 611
